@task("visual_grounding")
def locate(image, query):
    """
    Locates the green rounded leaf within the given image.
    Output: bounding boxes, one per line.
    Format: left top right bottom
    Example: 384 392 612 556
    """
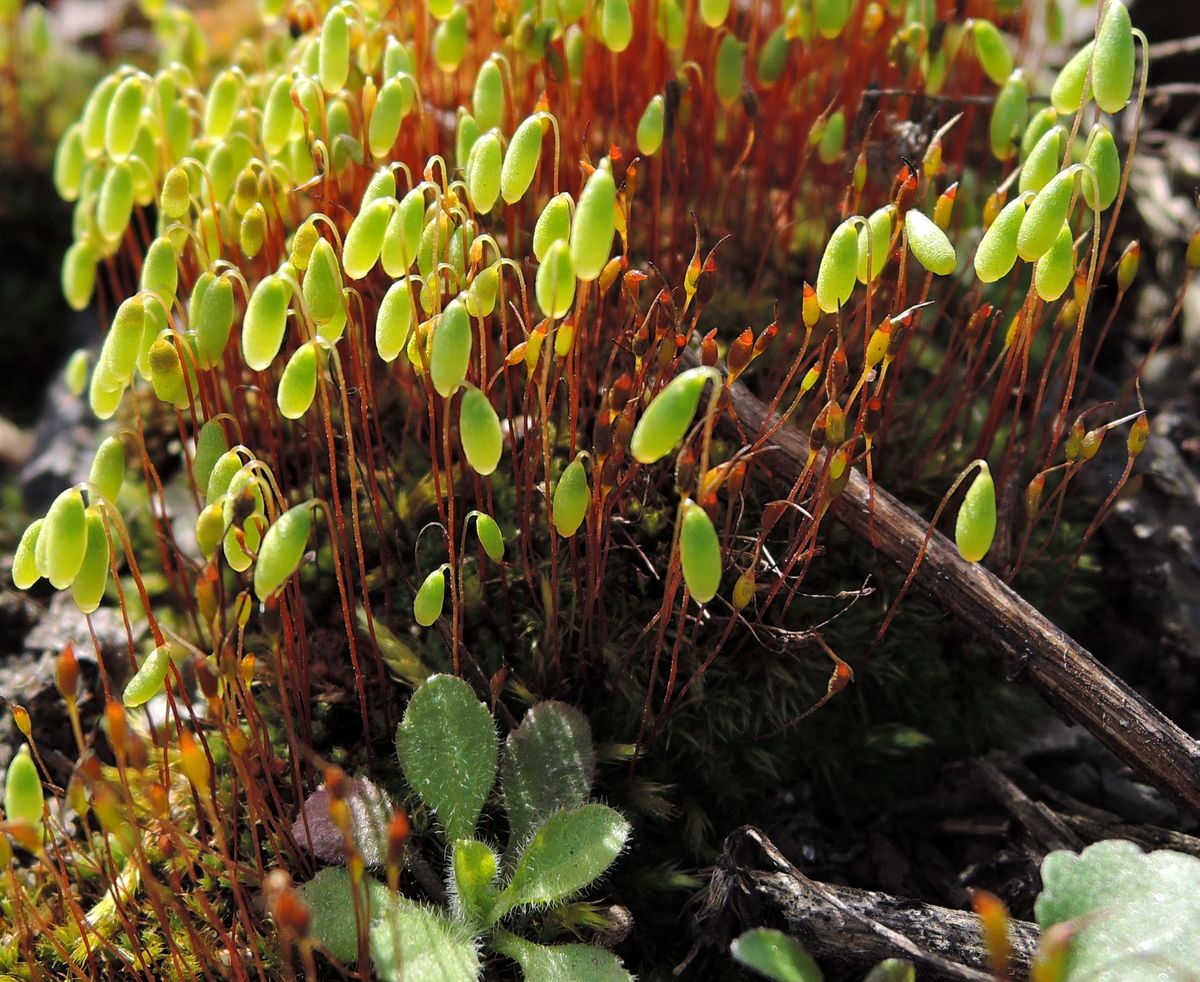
731 928 823 982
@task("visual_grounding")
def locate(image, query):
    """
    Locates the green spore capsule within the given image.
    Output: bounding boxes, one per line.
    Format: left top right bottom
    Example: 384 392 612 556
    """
1017 167 1076 262
319 5 351 94
88 364 126 420
473 58 505 132
535 239 576 319
1051 41 1094 114
818 109 845 165
262 75 297 155
303 238 344 324
381 186 425 276
205 449 243 504
905 209 956 276
105 75 144 161
974 194 1028 283
570 162 616 282
72 508 110 615
1019 126 1063 195
474 513 504 562
39 487 88 589
361 168 398 209
637 95 665 157
856 206 893 284
553 454 590 537
413 566 447 627
148 335 186 406
972 20 1013 84
194 274 236 369
204 69 241 138
501 114 544 205
65 349 90 397
54 124 85 201
990 71 1028 161
62 240 98 311
369 75 412 158
240 204 266 259
1092 0 1134 115
383 35 414 77
4 745 43 836
1020 107 1059 163
160 164 191 219
123 644 172 707
955 462 997 563
456 111 482 170
432 6 468 72
430 298 472 398
193 420 228 497
1082 124 1120 211
376 279 415 362
97 163 135 241
465 262 499 318
89 437 125 503
630 366 712 464
316 294 348 343
679 499 721 604
195 502 225 559
277 341 319 420
82 74 121 158
467 131 503 213
13 519 44 590
342 196 394 279
103 295 146 381
1034 223 1076 302
715 34 745 107
814 0 850 38
534 192 572 263
601 0 633 51
290 221 319 271
141 236 179 303
757 25 790 84
459 385 503 476
816 218 860 313
254 504 313 600
700 0 729 26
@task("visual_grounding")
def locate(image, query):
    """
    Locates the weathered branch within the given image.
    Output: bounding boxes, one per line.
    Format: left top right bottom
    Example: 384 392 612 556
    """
696 827 1038 979
718 368 1200 817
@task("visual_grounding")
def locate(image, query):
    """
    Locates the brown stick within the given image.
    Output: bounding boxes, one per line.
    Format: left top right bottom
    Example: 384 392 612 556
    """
696 827 1038 980
719 368 1200 817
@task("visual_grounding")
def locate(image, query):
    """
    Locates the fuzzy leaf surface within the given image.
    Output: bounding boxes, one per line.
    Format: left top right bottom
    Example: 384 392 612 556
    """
491 930 633 982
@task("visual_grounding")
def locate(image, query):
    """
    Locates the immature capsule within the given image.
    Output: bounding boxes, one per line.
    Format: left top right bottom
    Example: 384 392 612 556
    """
254 504 313 600
972 20 1013 84
1020 108 1059 163
54 124 85 201
4 745 43 836
700 0 729 26
814 0 851 38
817 110 845 165
413 566 447 627
535 240 576 319
501 114 544 205
1017 168 1076 262
429 299 472 398
123 644 172 707
570 162 617 282
105 75 145 161
1092 0 1135 115
974 194 1028 283
1082 124 1120 211
195 502 225 559
1051 41 1094 114
303 238 344 324
553 454 590 537
637 95 665 157
319 5 350 94
205 449 243 504
343 197 395 279
376 279 415 363
534 193 572 263
62 240 98 311
81 73 121 158
369 76 411 159
381 186 426 276
1034 223 1076 302
816 218 860 313
630 367 713 464
191 420 227 497
39 488 88 589
459 386 503 476
757 25 791 84
467 131 503 213
194 274 236 369
277 341 319 420
905 209 956 276
466 262 500 318
601 0 633 52
715 35 745 107
262 75 297 155
955 462 997 563
13 519 44 590
473 513 504 562
89 437 125 503
1117 240 1140 292
990 71 1028 161
473 58 505 132
142 236 179 303
432 6 468 72
72 508 110 614
104 295 147 381
679 499 721 604
204 69 241 139
98 162 135 241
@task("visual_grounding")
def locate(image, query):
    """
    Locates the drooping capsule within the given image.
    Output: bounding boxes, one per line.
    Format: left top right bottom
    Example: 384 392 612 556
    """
103 295 147 381
814 0 851 38
194 274 236 369
192 420 227 495
500 114 543 205
989 71 1028 162
319 5 351 94
277 341 319 420
262 75 297 155
601 0 633 52
1081 124 1120 211
303 237 344 324
972 20 1013 84
141 236 179 303
817 110 845 165
123 644 172 707
1092 0 1135 115
1019 127 1063 195
254 504 313 600
955 462 997 563
97 162 135 241
432 6 468 72
342 197 395 279
534 192 573 263
376 279 415 362
757 25 791 85
816 218 860 312
459 386 503 476
1051 41 1094 114
413 567 447 626
205 449 243 504
429 298 472 398
204 69 241 139
473 513 504 562
62 240 98 311
89 437 125 503
380 186 426 276
472 58 505 132
39 487 88 589
12 519 44 590
535 240 576 319
630 367 713 464
467 131 503 213
54 124 85 201
905 209 957 276
679 499 721 604
700 0 729 27
71 508 110 614
715 35 745 107
1017 168 1076 262
974 194 1028 283
637 95 665 157
570 162 617 283
552 454 590 537
1034 223 1076 302
104 75 145 161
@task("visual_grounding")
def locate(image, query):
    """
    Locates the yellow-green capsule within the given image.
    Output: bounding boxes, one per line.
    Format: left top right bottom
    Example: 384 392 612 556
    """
240 204 266 259
381 186 425 277
89 437 125 502
88 363 126 420
955 462 996 563
123 644 172 707
141 236 179 303
160 164 191 219
601 0 633 52
82 74 121 158
97 163 135 241
4 745 43 837
430 298 472 398
535 240 576 319
342 197 394 279
13 519 44 590
192 419 227 494
262 75 297 156
972 20 1013 84
814 0 850 38
148 334 186 406
413 566 447 627
376 279 415 362
715 35 745 107
369 75 412 159
565 24 586 83
473 58 505 132
1017 168 1076 262
473 513 504 562
990 71 1028 161
465 262 500 318
637 95 665 157
570 162 616 282
1082 124 1120 211
818 109 845 165
105 75 145 161
468 131 503 213
1051 41 1094 115
679 499 721 604
459 385 503 476
757 25 791 85
53 124 86 201
456 111 482 171
432 6 468 72
1019 126 1063 194
102 295 146 381
816 218 860 313
39 488 88 589
319 5 351 94
553 454 590 537
243 274 291 371
383 35 414 77
195 502 225 559
500 114 543 205
254 504 313 600
163 101 193 163
205 449 243 504
204 69 241 139
62 240 98 311
856 205 893 284
303 238 344 324
906 209 956 276
1020 107 1059 163
65 349 90 397
1092 0 1134 115
700 0 729 27
72 508 110 615
630 366 712 464
277 341 319 420
534 193 572 263
974 194 1028 283
1034 223 1076 302
194 274 235 368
